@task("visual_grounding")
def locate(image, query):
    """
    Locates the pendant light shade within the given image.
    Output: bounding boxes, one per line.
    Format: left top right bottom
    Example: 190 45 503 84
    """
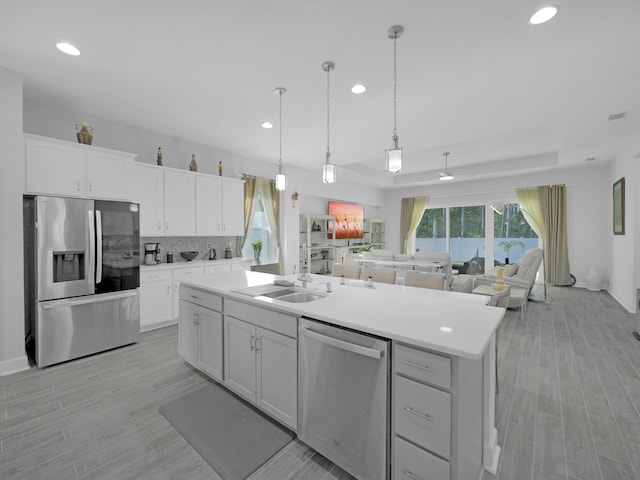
439 152 454 181
274 87 287 191
385 25 404 174
322 61 337 184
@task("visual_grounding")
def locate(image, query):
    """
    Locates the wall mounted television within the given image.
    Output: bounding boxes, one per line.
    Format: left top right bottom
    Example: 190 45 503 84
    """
328 201 364 239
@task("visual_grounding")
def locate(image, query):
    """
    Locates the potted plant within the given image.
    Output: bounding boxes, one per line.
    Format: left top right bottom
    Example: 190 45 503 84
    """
498 240 525 264
251 240 263 264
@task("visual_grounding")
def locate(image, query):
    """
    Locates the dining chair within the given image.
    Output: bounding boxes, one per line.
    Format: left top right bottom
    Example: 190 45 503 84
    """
404 271 446 290
362 267 397 285
332 264 361 279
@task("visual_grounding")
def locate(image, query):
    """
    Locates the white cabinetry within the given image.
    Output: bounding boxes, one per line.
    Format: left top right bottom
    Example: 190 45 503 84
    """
132 162 243 236
392 343 483 480
221 178 244 236
179 285 223 381
139 269 173 331
132 163 164 236
164 168 196 235
224 299 297 429
172 265 205 319
25 134 134 200
300 213 336 275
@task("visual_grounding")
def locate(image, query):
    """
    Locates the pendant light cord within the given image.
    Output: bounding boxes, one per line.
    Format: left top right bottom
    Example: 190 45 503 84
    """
393 34 398 139
326 65 331 159
279 89 283 173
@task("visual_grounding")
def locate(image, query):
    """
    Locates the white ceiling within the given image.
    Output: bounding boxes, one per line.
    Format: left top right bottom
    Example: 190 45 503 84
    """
1 0 638 188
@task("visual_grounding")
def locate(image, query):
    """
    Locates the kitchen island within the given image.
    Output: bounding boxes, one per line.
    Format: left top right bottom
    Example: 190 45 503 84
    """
179 270 504 480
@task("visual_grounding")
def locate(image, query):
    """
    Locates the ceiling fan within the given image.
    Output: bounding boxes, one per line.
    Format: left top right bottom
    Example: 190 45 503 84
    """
439 152 454 181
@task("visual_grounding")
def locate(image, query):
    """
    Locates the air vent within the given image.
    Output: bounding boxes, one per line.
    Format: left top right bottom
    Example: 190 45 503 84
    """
607 112 627 121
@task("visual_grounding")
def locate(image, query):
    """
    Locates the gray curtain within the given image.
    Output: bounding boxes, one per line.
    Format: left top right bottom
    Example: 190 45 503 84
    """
258 178 282 275
237 175 257 255
399 197 428 254
516 185 572 285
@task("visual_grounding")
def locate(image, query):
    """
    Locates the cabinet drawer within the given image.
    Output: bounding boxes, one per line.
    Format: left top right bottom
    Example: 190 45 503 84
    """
394 344 451 390
225 299 297 338
141 269 172 282
180 285 222 312
204 264 231 274
394 436 450 480
173 266 204 279
394 375 451 459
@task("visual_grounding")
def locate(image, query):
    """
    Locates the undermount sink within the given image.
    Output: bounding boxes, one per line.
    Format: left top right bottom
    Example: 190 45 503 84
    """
232 284 327 303
276 292 326 303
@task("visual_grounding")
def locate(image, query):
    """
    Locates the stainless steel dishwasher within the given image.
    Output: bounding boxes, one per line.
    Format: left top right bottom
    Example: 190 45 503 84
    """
299 317 390 480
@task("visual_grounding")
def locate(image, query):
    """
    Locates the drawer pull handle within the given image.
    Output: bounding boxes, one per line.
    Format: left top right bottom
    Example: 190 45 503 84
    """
403 360 432 372
402 470 420 480
403 405 432 422
191 295 202 300
402 469 420 480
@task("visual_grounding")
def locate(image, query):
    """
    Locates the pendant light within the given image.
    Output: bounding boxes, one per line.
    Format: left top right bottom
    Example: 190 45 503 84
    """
322 61 337 184
439 152 454 181
274 87 287 191
385 25 404 174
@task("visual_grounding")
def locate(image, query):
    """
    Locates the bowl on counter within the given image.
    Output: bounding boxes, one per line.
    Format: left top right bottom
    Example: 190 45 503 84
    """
180 251 199 261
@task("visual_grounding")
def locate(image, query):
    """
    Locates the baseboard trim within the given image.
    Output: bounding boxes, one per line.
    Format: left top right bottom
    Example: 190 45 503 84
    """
0 355 30 377
606 288 636 314
140 319 178 333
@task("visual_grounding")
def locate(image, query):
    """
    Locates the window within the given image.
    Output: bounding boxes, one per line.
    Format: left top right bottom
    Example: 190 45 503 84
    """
450 205 486 274
415 208 446 252
241 192 278 264
493 203 537 265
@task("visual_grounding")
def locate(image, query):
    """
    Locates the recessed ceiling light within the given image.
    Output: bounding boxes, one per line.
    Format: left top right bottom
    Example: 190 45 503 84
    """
440 326 453 333
56 42 81 56
351 84 366 94
529 6 558 25
262 122 273 129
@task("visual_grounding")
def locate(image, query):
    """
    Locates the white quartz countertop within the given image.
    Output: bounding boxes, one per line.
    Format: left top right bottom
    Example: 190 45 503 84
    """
140 257 251 271
180 271 505 360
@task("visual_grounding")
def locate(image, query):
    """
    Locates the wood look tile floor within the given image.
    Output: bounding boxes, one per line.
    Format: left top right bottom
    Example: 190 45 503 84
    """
1 286 639 480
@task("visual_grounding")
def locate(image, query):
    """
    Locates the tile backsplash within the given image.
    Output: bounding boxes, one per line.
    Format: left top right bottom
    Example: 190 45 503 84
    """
140 236 242 264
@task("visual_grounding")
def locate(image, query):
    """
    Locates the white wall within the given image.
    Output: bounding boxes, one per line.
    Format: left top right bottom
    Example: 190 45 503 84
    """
609 135 640 312
382 163 611 293
0 67 29 375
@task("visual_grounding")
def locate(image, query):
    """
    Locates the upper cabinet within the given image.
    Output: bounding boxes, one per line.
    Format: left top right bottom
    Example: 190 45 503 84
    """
25 134 135 200
133 162 244 237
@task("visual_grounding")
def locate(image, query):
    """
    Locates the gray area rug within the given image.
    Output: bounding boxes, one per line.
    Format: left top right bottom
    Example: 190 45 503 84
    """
159 382 295 480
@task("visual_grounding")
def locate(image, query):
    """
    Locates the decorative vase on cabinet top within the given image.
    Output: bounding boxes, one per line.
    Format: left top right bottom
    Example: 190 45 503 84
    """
76 121 93 145
189 154 198 172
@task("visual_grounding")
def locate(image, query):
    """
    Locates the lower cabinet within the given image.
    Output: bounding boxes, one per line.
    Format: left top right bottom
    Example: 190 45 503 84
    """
224 300 297 430
178 286 223 381
139 269 173 331
392 343 483 480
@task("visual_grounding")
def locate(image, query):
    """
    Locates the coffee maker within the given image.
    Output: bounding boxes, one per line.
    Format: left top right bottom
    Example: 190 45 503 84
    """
144 243 160 265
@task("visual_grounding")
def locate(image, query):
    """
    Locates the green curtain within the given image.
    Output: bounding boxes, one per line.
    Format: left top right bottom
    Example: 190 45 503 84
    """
516 185 572 285
237 175 257 255
258 178 282 275
400 197 429 254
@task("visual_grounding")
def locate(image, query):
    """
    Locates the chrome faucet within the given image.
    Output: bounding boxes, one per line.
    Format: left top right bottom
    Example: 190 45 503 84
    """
298 243 313 288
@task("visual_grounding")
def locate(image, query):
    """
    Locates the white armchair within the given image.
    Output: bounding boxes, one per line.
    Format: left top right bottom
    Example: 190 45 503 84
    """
472 248 543 294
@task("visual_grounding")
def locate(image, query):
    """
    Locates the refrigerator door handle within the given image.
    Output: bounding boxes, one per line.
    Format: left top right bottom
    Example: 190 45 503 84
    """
88 209 96 289
95 209 102 284
42 290 138 310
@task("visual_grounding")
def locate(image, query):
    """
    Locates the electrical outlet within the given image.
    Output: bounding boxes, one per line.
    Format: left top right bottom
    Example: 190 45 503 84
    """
207 242 212 251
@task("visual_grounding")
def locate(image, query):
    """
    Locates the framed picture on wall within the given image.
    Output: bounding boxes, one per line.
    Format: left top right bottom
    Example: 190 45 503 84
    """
613 177 625 235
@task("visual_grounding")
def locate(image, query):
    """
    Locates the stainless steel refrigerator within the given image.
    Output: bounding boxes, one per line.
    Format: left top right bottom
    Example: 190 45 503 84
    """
24 195 141 367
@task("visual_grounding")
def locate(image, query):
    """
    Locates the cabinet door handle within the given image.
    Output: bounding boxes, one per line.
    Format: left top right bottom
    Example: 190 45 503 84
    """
403 405 432 422
403 360 432 372
165 221 169 232
193 313 200 326
255 336 261 352
190 294 201 300
89 180 93 193
77 180 81 192
166 285 170 295
402 469 421 480
250 335 255 352
157 221 162 231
